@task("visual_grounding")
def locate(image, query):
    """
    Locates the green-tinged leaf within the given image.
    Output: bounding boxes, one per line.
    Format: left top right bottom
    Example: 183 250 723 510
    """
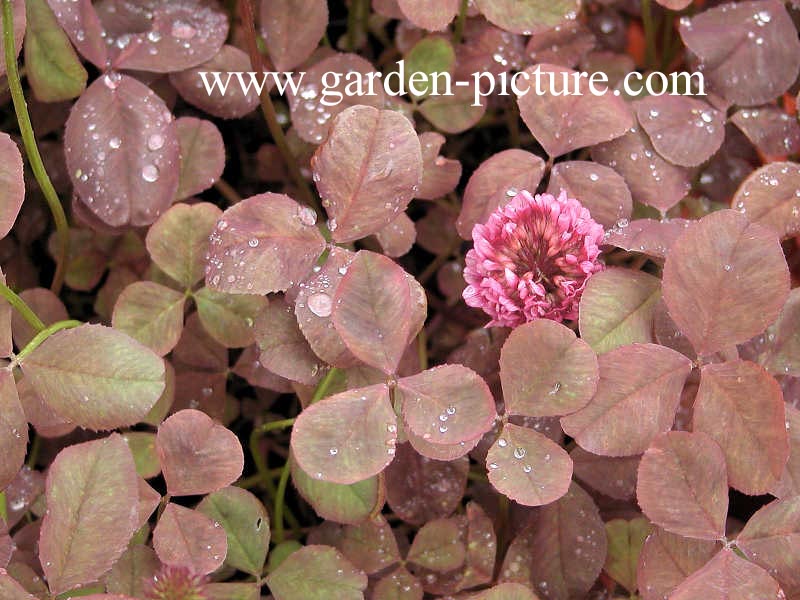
25 0 87 102
104 545 159 598
403 37 456 99
38 435 140 595
112 281 186 356
372 566 422 600
175 117 225 200
21 324 166 430
153 504 227 575
194 287 265 349
146 202 223 289
407 518 466 573
0 570 35 599
197 487 270 576
579 269 661 353
475 0 580 33
604 518 651 593
265 545 367 600
205 582 260 600
266 541 303 574
291 457 380 525
120 432 160 480
468 583 539 600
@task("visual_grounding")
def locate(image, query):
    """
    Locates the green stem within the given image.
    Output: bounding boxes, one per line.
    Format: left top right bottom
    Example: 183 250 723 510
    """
347 0 369 52
15 320 81 363
213 178 242 205
453 0 469 45
2 0 69 295
238 0 321 215
641 0 656 70
311 367 339 404
0 491 7 523
256 417 296 436
273 454 292 544
0 282 45 332
26 433 41 468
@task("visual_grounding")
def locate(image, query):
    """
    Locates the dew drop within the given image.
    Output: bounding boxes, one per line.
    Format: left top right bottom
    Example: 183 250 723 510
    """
142 164 159 182
147 133 165 151
307 292 332 317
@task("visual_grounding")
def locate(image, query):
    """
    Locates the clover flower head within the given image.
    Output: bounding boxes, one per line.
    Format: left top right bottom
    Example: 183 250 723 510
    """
462 189 605 328
146 565 207 600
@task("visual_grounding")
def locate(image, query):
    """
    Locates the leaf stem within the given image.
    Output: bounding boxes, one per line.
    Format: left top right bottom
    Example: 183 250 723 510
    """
213 178 242 205
453 0 469 45
0 282 45 332
641 0 656 70
238 0 321 215
0 491 7 523
256 417 296 436
2 0 69 295
311 367 339 404
272 454 292 544
15 319 81 363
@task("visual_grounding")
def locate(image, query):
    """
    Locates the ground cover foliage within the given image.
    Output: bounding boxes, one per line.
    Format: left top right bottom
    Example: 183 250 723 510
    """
0 0 799 598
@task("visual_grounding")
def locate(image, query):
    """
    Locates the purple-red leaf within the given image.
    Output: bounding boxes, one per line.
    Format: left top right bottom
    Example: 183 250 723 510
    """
456 149 545 239
500 319 598 417
733 162 800 240
64 73 180 227
693 360 788 495
668 548 783 600
570 447 639 500
312 105 422 243
332 251 417 374
499 482 606 599
38 435 139 595
255 298 326 385
288 53 387 144
637 527 719 600
662 209 790 356
169 45 259 120
398 364 496 446
0 370 27 491
417 132 462 200
260 0 328 71
592 126 691 214
635 96 725 167
518 64 634 157
398 0 459 31
636 431 728 540
205 193 326 295
407 518 465 573
561 344 691 456
0 133 24 240
737 496 800 597
731 107 800 158
46 0 106 69
156 409 244 496
291 384 397 484
486 422 573 506
175 118 225 200
547 161 632 229
679 0 800 105
153 503 227 575
602 218 693 260
384 443 468 525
